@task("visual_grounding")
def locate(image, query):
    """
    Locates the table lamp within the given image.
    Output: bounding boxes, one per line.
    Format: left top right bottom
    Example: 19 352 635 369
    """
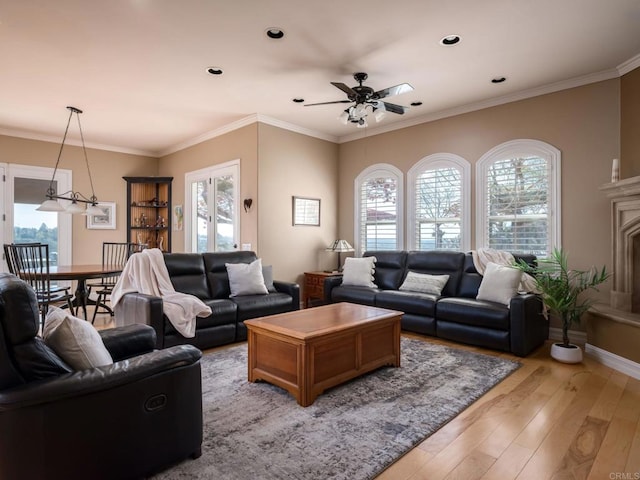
326 239 355 271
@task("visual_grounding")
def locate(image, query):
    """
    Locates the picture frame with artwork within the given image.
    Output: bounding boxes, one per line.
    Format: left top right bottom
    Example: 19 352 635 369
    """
292 196 320 226
86 202 116 229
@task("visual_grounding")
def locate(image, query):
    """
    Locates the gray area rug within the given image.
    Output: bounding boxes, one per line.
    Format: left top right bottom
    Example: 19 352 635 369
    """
154 337 520 480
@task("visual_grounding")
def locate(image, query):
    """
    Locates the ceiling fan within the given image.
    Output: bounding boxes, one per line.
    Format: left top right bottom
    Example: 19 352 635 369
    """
305 72 414 127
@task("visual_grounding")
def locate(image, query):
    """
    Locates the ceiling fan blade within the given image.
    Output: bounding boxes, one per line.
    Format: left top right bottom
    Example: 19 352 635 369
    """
304 100 352 106
380 101 408 115
331 82 357 97
373 83 414 100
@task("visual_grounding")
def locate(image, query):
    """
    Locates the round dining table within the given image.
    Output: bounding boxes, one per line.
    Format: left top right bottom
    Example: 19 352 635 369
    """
48 264 123 319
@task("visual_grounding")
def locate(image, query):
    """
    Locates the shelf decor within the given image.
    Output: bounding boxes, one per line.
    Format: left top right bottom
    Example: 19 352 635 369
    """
124 176 173 252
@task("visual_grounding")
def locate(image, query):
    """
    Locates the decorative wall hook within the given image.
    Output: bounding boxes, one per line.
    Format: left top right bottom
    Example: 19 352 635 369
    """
243 198 253 212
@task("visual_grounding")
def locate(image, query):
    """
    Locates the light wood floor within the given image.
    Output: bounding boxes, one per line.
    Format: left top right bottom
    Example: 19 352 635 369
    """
95 313 640 480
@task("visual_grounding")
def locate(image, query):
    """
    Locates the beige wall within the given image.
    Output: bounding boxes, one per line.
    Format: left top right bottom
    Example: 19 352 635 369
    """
338 79 620 335
621 66 640 178
0 134 157 264
257 123 339 284
158 124 259 254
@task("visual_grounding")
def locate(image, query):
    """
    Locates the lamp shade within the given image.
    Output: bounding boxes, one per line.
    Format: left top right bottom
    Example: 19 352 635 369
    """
65 201 86 214
85 204 104 216
326 239 354 253
36 199 65 212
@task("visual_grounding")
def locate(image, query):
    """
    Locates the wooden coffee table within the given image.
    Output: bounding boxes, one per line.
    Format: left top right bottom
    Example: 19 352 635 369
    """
244 302 402 407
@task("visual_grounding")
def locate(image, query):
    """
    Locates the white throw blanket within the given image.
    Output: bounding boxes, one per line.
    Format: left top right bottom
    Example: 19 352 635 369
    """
110 248 212 338
471 248 538 293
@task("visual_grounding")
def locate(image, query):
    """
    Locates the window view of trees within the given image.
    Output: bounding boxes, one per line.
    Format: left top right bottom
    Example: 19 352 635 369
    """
487 156 549 255
14 224 59 265
414 167 461 250
194 174 235 252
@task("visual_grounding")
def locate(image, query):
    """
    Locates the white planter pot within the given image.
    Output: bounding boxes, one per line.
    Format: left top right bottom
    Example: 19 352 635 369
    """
550 343 583 364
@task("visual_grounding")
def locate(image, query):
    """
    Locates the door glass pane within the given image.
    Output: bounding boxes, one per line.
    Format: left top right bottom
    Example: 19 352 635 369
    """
215 175 235 251
190 180 208 253
13 178 59 266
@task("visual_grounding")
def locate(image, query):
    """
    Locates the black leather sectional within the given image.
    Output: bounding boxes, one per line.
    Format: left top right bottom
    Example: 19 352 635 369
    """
324 250 548 356
115 251 300 350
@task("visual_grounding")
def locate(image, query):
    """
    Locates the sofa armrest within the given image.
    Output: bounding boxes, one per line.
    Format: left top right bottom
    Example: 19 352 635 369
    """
509 294 548 357
273 280 301 310
0 345 202 411
114 292 165 349
323 276 344 303
99 324 157 361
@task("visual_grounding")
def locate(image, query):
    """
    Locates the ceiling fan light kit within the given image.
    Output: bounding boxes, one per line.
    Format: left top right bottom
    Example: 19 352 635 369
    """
306 72 413 127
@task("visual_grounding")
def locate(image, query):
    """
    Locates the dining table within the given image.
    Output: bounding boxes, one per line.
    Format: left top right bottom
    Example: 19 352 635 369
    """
48 264 123 320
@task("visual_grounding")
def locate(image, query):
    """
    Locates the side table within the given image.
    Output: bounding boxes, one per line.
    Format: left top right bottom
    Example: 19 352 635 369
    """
303 271 342 308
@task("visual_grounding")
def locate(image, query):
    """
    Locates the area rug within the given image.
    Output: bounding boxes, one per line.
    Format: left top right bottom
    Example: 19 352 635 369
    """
154 338 520 480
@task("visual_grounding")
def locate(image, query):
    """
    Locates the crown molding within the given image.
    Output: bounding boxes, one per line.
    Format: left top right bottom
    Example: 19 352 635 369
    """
0 127 153 157
338 67 621 144
255 114 338 143
618 53 640 76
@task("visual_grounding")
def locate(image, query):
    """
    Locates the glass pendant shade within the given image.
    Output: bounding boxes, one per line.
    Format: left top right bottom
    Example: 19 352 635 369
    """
65 201 86 214
36 199 65 212
85 204 104 216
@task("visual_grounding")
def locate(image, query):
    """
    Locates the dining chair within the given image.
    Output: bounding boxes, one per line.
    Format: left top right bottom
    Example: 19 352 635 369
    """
3 243 74 327
90 242 146 323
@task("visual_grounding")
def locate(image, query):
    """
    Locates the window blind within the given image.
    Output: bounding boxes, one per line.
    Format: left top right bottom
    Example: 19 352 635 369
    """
360 177 398 251
486 156 549 255
414 167 462 250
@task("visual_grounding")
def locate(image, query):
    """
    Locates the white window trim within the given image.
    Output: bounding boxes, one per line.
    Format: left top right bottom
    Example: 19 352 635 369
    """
476 139 561 253
407 153 471 252
354 163 404 256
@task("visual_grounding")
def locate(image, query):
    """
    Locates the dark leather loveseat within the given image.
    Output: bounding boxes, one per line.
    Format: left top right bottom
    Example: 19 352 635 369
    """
325 250 548 356
115 251 300 350
0 273 203 480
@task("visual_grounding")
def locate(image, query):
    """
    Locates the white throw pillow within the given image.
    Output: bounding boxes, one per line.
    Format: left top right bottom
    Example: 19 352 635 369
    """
476 262 523 306
226 258 269 297
399 272 450 295
341 256 377 288
43 307 113 370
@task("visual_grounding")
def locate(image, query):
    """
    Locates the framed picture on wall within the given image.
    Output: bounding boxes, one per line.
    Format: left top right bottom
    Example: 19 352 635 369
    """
292 196 320 226
86 202 116 229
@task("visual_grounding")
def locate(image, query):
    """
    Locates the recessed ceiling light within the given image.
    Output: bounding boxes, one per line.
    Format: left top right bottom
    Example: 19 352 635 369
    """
206 67 223 75
266 28 284 39
410 101 423 107
292 98 304 103
491 77 506 83
440 35 460 46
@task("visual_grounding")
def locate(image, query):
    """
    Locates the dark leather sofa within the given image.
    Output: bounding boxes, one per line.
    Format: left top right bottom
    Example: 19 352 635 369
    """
0 273 203 480
324 250 548 356
115 251 300 350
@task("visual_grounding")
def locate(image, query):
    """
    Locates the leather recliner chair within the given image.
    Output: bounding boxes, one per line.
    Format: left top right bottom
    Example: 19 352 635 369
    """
0 273 203 480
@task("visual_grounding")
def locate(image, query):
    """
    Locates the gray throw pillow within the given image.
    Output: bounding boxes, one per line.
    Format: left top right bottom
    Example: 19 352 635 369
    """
226 258 269 297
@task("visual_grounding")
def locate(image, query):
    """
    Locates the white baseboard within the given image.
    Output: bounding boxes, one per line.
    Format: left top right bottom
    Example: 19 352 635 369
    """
548 327 587 345
584 344 640 380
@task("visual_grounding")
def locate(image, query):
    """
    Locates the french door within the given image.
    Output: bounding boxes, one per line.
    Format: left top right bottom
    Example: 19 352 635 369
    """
185 160 239 253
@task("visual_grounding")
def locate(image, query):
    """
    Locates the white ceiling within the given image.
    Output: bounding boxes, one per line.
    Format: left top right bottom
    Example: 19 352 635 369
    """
1 0 640 157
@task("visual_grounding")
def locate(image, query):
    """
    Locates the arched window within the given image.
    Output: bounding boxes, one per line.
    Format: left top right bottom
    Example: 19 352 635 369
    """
476 139 561 255
407 153 471 251
354 164 404 256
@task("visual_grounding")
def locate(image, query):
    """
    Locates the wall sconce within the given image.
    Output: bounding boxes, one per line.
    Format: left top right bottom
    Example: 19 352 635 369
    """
243 198 253 212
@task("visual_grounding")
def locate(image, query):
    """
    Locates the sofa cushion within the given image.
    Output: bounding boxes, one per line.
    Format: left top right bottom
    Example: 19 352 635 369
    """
476 262 522 306
364 251 407 290
232 292 295 321
399 272 449 295
43 308 113 370
375 290 437 317
331 285 379 306
342 257 376 287
203 251 258 299
405 251 465 296
436 297 510 330
226 258 269 297
163 253 210 299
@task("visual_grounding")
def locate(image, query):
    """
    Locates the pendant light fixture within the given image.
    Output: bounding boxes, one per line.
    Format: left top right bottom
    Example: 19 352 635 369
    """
37 106 103 215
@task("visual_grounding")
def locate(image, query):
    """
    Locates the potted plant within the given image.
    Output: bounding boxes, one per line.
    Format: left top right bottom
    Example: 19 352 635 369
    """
515 248 609 363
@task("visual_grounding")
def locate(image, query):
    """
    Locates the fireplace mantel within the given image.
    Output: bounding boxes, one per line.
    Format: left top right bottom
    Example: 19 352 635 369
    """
600 176 640 314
